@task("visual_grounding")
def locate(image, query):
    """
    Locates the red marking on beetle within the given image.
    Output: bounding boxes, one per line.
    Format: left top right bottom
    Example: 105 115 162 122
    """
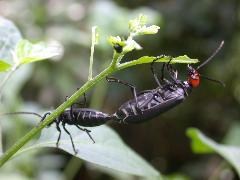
188 70 200 87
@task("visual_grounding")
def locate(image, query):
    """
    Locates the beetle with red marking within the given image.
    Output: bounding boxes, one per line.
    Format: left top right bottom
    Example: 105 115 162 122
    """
110 41 225 124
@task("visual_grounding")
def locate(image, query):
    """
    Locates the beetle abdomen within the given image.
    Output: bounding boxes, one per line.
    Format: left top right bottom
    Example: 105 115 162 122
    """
61 108 112 127
113 87 187 123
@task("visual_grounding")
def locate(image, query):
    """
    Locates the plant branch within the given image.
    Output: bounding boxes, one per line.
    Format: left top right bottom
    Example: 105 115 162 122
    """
88 26 98 80
0 53 197 167
0 50 124 167
0 64 114 167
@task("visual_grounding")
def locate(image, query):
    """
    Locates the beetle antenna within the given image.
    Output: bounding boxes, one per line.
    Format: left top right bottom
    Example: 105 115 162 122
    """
200 74 225 87
197 41 224 70
0 111 43 118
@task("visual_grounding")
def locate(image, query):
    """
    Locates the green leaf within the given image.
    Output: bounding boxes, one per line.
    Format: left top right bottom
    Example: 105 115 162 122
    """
187 128 240 177
0 60 11 72
128 14 160 36
16 39 63 64
138 25 160 35
171 55 199 64
186 128 214 153
16 125 161 178
118 55 199 70
108 36 142 54
223 122 240 146
0 16 22 62
123 38 142 52
129 14 148 32
108 36 126 48
109 15 160 54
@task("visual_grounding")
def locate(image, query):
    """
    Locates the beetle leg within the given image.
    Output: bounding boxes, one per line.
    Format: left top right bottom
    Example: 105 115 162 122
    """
67 97 76 120
73 92 87 107
161 63 166 82
165 59 184 87
82 93 87 106
106 76 141 111
161 57 177 84
64 96 75 119
76 125 95 143
151 55 164 87
38 112 51 127
56 121 62 148
166 57 173 69
166 57 179 81
40 112 51 122
62 122 78 154
122 116 129 124
65 93 87 121
178 82 189 96
165 62 189 96
65 93 87 108
65 96 75 121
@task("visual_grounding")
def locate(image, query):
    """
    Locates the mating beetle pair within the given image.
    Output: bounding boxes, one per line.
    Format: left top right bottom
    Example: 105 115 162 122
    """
111 41 224 124
3 41 224 154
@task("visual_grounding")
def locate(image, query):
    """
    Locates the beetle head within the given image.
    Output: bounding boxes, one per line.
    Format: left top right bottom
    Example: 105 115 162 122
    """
186 41 225 88
187 65 200 88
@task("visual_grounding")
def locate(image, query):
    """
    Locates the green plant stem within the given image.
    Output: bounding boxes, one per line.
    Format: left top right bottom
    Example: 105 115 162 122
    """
0 54 196 167
63 62 109 179
88 26 97 80
117 55 198 70
0 64 115 167
0 50 125 167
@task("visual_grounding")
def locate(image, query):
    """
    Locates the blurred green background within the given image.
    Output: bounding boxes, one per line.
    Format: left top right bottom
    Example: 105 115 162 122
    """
0 0 240 179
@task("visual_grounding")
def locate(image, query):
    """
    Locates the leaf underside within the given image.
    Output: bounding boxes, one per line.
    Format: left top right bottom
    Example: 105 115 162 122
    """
17 125 161 178
187 128 240 177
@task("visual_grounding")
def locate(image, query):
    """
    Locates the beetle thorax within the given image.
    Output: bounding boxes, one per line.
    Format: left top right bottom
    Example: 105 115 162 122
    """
187 65 200 88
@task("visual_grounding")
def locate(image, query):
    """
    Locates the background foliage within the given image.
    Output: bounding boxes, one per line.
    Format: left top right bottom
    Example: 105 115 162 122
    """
0 0 239 180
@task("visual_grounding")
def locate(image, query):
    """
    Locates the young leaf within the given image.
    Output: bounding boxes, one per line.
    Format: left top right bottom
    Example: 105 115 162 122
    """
187 128 240 177
16 39 63 64
128 14 160 37
138 25 160 35
123 38 142 52
108 15 160 55
129 14 148 33
171 55 199 64
0 60 11 72
108 36 126 49
16 125 161 178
